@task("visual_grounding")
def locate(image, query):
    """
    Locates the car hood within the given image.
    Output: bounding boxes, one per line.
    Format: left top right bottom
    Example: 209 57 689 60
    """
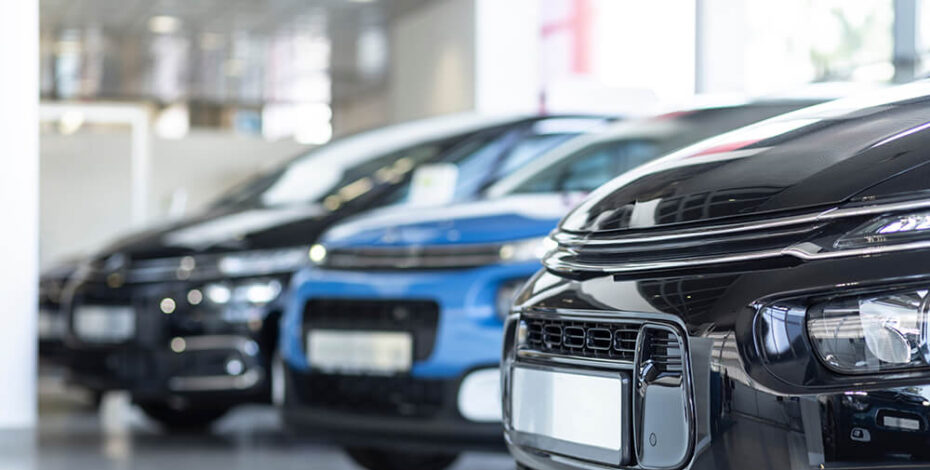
95 203 328 261
562 83 930 234
322 194 585 249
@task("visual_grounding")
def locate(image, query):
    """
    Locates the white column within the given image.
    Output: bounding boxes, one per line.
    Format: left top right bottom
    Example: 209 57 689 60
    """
893 0 920 83
389 0 477 122
0 0 38 428
695 0 748 94
474 0 541 115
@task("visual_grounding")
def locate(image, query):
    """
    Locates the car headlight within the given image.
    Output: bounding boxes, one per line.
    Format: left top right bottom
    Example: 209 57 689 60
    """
835 211 930 249
807 288 930 374
218 247 308 276
498 237 557 263
203 279 282 306
308 243 327 265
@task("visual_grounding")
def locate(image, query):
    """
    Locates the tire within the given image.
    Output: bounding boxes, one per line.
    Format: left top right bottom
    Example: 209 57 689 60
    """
139 401 230 431
345 447 459 470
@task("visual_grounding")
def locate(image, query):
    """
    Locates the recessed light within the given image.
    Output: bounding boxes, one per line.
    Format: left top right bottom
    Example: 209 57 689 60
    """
148 15 181 34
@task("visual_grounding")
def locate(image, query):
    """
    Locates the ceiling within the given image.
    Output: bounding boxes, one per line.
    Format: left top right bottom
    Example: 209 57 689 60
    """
40 0 430 36
39 0 434 103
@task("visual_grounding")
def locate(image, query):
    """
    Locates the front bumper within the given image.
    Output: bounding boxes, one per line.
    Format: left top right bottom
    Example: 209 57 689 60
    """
281 262 539 450
63 276 284 405
504 248 930 470
283 367 504 452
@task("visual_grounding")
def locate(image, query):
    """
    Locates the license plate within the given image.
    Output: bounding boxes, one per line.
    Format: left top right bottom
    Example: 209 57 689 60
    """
511 367 624 452
74 305 135 343
307 330 413 374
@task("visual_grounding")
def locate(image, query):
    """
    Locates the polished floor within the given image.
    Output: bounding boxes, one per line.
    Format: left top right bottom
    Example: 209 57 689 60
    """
2 370 515 470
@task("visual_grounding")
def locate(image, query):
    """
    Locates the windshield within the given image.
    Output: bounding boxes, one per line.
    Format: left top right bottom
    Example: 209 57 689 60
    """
499 102 821 197
510 139 663 194
383 118 603 205
212 116 603 212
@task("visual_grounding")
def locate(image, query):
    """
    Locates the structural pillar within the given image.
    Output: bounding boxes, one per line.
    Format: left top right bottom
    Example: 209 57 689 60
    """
0 0 39 428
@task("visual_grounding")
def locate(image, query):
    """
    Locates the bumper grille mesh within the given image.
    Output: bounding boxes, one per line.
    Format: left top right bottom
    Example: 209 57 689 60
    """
524 317 640 361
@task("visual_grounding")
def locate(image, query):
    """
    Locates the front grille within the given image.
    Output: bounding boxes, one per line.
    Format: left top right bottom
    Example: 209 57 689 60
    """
524 316 640 361
560 219 826 271
296 373 446 417
325 244 504 270
543 200 916 275
303 298 439 361
642 328 683 376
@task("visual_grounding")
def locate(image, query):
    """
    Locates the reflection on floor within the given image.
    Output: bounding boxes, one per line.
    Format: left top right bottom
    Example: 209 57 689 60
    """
1 369 515 470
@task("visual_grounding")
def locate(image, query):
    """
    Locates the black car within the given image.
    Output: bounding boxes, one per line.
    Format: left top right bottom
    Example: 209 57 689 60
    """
60 113 607 429
502 82 930 470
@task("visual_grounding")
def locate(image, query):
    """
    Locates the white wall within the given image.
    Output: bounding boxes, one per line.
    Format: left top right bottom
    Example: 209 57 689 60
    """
389 0 477 122
0 0 38 429
40 130 309 268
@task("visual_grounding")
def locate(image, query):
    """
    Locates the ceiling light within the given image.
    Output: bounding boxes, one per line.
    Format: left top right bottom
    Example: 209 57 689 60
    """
148 15 181 34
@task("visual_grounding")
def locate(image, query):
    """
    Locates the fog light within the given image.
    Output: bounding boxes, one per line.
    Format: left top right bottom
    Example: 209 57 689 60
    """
457 368 502 422
225 358 244 375
807 289 930 374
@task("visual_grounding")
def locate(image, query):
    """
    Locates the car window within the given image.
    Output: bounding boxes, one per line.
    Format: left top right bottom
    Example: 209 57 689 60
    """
490 134 576 184
386 121 591 205
512 139 659 194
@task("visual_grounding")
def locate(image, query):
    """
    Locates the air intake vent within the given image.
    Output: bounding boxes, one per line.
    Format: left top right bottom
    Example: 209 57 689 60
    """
642 328 684 380
523 317 640 361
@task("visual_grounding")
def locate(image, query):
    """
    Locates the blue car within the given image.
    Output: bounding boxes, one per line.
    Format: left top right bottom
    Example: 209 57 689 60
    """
279 99 821 470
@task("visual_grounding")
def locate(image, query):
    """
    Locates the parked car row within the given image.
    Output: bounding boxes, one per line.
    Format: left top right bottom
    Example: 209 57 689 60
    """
40 81 930 470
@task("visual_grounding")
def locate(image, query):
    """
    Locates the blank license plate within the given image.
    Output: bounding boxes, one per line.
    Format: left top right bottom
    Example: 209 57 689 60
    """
74 305 135 342
511 366 624 451
307 330 413 374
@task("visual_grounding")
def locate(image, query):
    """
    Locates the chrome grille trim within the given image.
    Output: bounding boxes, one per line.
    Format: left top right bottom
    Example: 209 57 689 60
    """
545 199 930 274
553 198 930 247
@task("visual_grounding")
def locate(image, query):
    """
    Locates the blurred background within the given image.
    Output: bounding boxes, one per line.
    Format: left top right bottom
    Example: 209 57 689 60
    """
37 0 921 269
4 0 930 469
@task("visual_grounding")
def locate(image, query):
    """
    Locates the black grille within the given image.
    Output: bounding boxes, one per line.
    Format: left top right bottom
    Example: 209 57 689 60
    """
303 298 439 361
525 317 639 361
295 373 445 417
643 329 683 376
325 244 504 270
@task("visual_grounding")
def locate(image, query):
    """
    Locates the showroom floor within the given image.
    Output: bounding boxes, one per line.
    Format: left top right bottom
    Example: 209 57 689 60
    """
1 369 514 470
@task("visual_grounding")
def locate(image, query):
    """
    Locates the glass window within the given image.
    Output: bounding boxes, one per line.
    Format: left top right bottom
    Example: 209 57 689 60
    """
512 139 658 194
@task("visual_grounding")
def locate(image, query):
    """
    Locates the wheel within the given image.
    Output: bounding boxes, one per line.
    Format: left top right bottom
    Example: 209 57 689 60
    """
138 401 230 431
345 447 459 470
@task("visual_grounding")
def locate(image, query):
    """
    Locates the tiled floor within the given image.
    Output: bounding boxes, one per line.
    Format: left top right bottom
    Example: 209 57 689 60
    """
0 371 515 470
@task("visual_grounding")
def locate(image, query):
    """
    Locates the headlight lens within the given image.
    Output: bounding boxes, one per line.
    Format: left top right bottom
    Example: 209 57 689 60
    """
218 247 308 276
308 244 327 265
835 211 930 249
807 289 930 374
498 237 556 263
